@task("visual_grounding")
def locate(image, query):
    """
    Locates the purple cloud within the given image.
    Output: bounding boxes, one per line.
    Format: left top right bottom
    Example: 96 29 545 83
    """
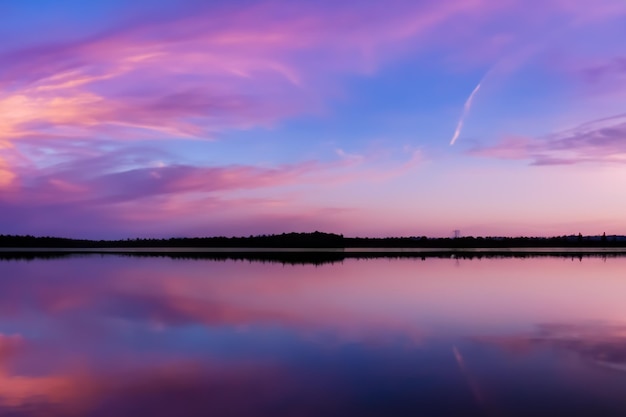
583 57 626 84
468 113 626 165
5 0 610 144
0 138 422 238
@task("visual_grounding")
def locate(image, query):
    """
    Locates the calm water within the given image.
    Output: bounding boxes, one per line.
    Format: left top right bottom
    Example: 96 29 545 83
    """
1 254 626 416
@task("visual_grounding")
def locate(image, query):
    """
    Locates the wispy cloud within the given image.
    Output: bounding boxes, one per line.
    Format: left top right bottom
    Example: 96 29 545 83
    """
1 0 621 149
0 0 500 145
1 0 625 236
468 113 626 165
450 79 484 145
7 0 612 145
0 139 422 237
582 57 626 83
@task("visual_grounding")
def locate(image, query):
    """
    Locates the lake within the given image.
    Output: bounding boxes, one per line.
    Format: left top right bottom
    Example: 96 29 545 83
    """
0 253 625 416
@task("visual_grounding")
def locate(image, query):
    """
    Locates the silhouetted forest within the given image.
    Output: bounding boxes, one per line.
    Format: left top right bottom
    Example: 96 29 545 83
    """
1 231 625 249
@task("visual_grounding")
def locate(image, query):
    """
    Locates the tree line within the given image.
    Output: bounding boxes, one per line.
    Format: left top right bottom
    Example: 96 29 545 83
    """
1 231 625 248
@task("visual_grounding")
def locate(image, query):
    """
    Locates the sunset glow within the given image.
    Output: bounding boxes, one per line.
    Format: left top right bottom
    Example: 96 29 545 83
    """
1 0 625 238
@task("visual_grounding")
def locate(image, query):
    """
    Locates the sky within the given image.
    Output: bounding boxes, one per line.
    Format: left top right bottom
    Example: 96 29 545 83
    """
0 0 625 239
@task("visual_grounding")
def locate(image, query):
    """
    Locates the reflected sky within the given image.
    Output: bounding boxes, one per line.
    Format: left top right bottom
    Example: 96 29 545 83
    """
0 256 625 416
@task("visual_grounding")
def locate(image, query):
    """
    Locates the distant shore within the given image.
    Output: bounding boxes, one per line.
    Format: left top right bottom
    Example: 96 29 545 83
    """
2 231 626 250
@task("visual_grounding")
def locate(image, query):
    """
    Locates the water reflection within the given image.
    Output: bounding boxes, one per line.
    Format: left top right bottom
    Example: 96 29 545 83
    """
0 255 625 415
481 323 626 371
1 249 624 265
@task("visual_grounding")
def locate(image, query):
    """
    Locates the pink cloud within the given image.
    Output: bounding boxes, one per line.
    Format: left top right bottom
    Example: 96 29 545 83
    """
0 0 503 203
5 0 610 145
1 0 624 237
0 334 23 361
468 113 626 165
4 148 343 203
0 138 422 237
0 1 465 142
0 0 621 152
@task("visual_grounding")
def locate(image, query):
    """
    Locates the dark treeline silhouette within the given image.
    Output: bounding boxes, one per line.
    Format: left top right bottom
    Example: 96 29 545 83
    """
343 233 626 248
1 231 626 249
0 231 343 248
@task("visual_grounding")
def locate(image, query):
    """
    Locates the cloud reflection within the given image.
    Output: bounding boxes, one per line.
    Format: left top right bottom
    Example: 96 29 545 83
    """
0 256 626 415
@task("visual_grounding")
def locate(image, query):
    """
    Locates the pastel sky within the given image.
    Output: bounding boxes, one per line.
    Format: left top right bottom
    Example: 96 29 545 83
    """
1 0 626 238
